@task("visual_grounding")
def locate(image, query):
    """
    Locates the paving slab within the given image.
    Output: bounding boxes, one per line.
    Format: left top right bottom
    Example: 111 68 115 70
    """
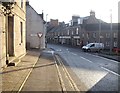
21 50 62 92
2 49 40 92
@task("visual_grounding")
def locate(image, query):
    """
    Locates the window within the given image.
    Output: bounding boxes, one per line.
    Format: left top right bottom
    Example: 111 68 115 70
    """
58 32 60 36
67 30 69 35
87 33 89 39
106 33 110 38
114 41 117 47
82 33 84 38
106 42 110 46
114 33 117 38
93 33 96 38
21 0 23 8
77 39 80 45
20 22 23 43
72 31 73 35
61 32 63 35
76 28 79 35
54 32 57 36
90 44 95 47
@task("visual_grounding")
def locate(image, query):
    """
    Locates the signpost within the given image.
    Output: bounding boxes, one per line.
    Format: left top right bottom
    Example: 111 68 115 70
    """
37 32 43 49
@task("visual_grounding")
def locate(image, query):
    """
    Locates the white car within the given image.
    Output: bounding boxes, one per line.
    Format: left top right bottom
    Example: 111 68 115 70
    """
82 43 104 52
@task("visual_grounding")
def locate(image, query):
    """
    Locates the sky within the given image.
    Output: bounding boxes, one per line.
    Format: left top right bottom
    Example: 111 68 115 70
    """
28 0 120 23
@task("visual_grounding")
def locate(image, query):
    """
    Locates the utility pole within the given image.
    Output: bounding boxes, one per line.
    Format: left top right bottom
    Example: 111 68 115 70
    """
45 14 48 48
110 9 113 54
99 17 101 43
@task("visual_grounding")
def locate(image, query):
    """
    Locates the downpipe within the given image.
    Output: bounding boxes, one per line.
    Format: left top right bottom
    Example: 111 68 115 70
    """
5 15 9 65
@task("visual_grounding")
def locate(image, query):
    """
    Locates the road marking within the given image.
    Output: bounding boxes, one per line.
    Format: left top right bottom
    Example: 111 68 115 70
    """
79 55 120 77
101 67 120 77
71 53 77 56
56 49 62 52
86 53 119 64
54 56 66 92
80 56 93 63
55 55 80 91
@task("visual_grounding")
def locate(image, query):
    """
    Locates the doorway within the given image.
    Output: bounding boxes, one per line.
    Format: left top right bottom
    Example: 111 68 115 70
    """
8 16 14 56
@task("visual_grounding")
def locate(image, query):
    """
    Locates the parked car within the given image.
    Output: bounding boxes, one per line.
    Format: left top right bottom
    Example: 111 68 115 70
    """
82 43 104 52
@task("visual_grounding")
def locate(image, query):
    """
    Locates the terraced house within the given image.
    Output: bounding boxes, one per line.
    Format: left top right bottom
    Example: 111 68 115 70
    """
26 1 46 49
0 0 26 68
46 11 118 50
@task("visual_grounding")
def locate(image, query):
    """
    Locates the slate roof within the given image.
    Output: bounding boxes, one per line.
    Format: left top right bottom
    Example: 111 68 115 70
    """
84 23 118 31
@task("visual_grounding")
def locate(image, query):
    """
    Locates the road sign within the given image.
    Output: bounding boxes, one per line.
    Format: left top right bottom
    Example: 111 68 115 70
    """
37 32 43 38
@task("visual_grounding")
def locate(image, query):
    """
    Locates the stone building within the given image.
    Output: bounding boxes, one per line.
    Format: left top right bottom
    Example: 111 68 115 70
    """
0 0 26 68
26 2 46 49
49 19 59 27
47 11 118 50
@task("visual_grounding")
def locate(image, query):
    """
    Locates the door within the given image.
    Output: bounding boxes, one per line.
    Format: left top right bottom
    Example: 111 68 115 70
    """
8 16 14 56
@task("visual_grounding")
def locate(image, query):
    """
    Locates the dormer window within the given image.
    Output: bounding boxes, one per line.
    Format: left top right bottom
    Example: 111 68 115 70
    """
67 30 69 35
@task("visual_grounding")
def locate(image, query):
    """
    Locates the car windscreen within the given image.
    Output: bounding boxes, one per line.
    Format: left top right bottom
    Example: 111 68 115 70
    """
86 44 93 47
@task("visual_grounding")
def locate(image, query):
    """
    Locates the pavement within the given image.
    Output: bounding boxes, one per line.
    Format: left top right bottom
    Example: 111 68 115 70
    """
1 49 41 92
1 48 65 92
21 49 62 92
97 53 120 62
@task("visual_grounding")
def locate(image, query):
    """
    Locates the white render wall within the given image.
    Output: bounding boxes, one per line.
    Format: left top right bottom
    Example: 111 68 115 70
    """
26 4 45 49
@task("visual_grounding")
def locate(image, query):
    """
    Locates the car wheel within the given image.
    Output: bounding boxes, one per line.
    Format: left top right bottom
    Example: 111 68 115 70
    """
87 49 91 52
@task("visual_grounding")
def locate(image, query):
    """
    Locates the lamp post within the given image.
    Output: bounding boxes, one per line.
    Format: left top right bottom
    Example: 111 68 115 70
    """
110 9 113 54
45 14 48 48
99 16 101 43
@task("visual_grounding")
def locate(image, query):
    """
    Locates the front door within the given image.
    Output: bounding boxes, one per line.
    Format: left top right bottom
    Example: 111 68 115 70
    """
8 16 14 56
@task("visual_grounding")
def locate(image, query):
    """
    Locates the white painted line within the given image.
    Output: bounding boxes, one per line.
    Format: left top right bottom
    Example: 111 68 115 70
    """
79 55 120 77
101 67 120 77
80 56 93 63
86 53 119 64
77 54 120 77
71 53 77 56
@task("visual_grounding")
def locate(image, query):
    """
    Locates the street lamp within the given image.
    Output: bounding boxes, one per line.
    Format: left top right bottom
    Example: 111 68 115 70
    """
99 16 101 43
110 9 113 54
45 14 48 48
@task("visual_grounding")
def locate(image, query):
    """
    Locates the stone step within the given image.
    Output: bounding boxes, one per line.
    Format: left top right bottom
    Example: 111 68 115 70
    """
8 58 21 66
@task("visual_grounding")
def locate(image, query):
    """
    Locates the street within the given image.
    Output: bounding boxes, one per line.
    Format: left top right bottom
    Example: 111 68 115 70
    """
48 44 119 92
2 44 119 92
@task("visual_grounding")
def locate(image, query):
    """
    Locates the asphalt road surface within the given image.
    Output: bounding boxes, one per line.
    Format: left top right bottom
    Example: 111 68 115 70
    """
48 44 120 92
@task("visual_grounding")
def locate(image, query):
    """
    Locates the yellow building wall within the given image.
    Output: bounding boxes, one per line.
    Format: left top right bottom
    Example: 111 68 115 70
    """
12 0 26 58
0 0 26 68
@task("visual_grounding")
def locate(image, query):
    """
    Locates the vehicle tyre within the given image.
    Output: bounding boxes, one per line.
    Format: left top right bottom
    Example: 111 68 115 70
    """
87 49 91 52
